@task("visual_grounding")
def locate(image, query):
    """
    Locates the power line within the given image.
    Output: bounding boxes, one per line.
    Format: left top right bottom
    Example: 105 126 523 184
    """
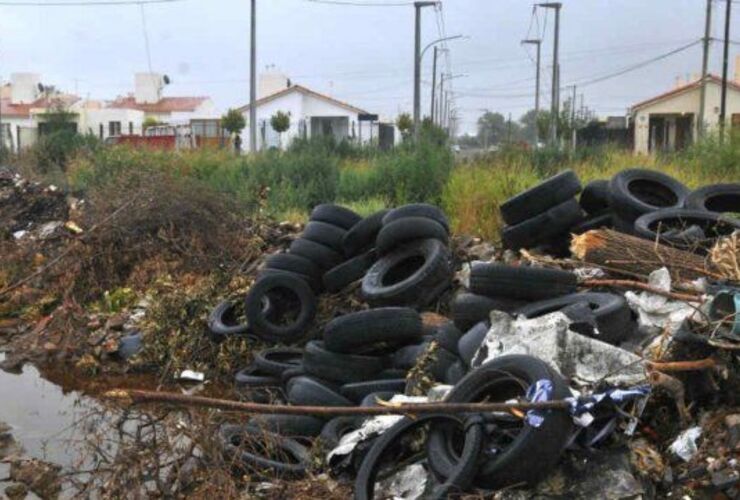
0 0 181 5
299 0 414 6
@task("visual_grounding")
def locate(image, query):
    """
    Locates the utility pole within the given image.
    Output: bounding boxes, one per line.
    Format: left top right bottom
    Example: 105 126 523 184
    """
570 85 577 151
430 46 438 124
538 2 562 147
521 39 542 148
699 0 712 139
437 73 445 127
413 1 438 142
720 0 732 143
249 0 257 153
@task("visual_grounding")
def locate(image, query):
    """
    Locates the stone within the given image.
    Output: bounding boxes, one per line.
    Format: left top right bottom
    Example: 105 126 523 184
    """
9 459 62 499
4 483 28 500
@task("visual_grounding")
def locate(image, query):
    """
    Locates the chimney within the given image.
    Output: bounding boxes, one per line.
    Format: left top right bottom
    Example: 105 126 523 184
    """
134 73 163 104
258 68 290 99
10 73 41 104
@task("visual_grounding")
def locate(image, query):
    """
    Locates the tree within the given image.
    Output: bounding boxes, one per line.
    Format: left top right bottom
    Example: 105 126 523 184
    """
396 113 413 141
270 111 291 148
142 116 163 132
221 108 246 136
477 112 508 148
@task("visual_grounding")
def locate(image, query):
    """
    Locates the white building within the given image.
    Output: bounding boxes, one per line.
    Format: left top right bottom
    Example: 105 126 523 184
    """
630 64 740 154
238 71 397 150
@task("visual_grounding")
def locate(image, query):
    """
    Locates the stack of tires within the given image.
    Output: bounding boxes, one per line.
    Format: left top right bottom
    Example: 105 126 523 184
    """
362 204 453 308
500 170 585 256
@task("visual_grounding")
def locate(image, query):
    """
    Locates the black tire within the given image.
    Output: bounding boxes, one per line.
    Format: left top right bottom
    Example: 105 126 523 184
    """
612 213 636 234
355 415 483 500
571 211 613 234
392 343 427 370
310 204 362 230
322 250 376 293
302 221 348 253
323 307 422 353
500 170 582 225
320 416 364 449
686 183 740 214
515 292 634 345
254 347 304 377
208 300 250 337
362 239 451 308
286 375 354 407
280 364 306 384
451 292 526 331
257 268 322 294
457 321 490 367
634 208 740 251
468 262 577 301
245 273 317 343
264 253 322 284
434 322 463 355
382 204 450 233
342 209 390 257
220 425 311 479
289 238 344 271
376 368 407 379
360 391 398 407
608 168 689 223
246 414 326 438
235 365 282 388
445 361 467 385
427 346 460 381
579 180 611 215
339 379 407 403
426 355 573 490
302 340 387 383
375 217 449 255
501 198 584 250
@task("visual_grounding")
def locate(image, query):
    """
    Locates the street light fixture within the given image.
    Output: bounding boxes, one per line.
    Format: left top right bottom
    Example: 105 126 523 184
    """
521 38 542 148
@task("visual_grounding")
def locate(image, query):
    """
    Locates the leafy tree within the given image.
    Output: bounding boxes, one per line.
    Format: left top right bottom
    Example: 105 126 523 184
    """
477 112 509 147
142 116 164 131
270 111 291 148
221 108 246 135
396 113 413 140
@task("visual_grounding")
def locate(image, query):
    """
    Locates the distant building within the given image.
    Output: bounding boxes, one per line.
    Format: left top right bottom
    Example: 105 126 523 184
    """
629 61 740 154
238 70 398 150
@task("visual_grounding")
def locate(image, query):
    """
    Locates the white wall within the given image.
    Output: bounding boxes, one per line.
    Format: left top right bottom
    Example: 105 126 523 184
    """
10 73 40 104
78 108 146 138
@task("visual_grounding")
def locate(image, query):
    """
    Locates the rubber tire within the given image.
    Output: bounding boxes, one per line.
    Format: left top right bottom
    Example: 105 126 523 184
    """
289 237 344 271
514 292 634 345
245 273 317 343
310 204 362 230
426 355 573 490
502 198 584 250
375 216 449 255
634 208 740 250
445 361 467 385
686 183 740 214
302 221 348 253
302 340 387 383
254 347 304 377
234 365 282 388
500 170 582 225
355 415 483 500
391 343 427 370
320 416 365 449
322 250 376 293
579 179 611 215
220 425 311 479
468 262 577 301
382 203 450 233
208 300 250 337
362 239 451 308
342 209 390 257
608 168 689 222
323 307 422 353
339 379 407 403
286 375 354 407
571 211 613 234
246 414 326 438
457 321 490 367
360 391 398 407
451 292 526 331
434 322 463 355
257 268 322 294
264 253 322 284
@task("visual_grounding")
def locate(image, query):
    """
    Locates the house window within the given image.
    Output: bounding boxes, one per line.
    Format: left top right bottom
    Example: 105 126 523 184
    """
129 122 134 135
99 124 104 139
109 121 122 137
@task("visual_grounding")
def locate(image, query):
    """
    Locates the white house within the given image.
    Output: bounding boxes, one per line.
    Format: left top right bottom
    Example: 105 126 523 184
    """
630 66 740 154
238 71 397 150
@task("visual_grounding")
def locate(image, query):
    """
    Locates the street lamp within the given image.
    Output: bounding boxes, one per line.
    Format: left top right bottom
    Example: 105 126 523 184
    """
413 1 440 142
521 38 542 148
421 35 465 124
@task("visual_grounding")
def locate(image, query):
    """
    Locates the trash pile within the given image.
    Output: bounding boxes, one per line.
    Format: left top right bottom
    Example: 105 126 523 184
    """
203 170 739 499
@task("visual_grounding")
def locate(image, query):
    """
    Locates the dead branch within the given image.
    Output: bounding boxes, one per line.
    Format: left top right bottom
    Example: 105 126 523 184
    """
646 357 718 373
581 279 703 303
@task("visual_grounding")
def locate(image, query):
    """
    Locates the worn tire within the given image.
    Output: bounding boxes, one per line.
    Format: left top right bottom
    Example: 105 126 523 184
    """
339 379 407 403
323 307 422 353
234 365 282 388
302 221 348 253
634 208 740 250
254 347 304 377
501 198 585 250
264 253 322 284
246 414 326 438
342 209 390 257
608 168 689 223
362 239 451 308
245 273 317 343
302 340 387 383
310 204 362 230
500 170 582 225
391 343 427 370
579 180 611 215
208 300 250 337
469 262 577 301
434 322 464 355
686 183 740 214
515 292 634 345
426 355 573 490
457 321 490 367
382 203 450 232
571 211 613 234
451 292 526 331
375 217 449 255
289 238 344 271
320 416 365 448
220 425 311 479
322 250 376 293
445 361 467 385
286 375 354 407
360 391 398 407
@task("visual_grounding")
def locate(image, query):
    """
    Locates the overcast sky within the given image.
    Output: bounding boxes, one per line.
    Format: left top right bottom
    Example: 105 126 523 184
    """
0 0 737 134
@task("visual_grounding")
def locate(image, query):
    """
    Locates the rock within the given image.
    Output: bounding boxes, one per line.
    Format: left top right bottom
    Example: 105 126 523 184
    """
9 458 62 499
4 483 28 500
711 469 739 489
37 221 63 240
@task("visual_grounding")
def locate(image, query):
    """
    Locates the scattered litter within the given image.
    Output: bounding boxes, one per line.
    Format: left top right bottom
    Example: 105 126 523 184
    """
177 370 205 382
669 426 703 462
64 220 83 234
376 463 427 500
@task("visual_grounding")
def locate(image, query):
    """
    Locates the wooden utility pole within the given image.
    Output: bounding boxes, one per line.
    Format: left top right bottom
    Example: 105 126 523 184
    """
699 0 712 138
249 0 257 153
720 0 732 143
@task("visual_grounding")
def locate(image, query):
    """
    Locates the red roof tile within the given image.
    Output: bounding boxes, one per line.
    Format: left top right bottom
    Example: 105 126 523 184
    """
0 95 80 118
109 96 209 113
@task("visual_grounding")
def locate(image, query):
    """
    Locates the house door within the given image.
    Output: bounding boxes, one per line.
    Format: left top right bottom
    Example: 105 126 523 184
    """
675 115 693 150
649 116 666 152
